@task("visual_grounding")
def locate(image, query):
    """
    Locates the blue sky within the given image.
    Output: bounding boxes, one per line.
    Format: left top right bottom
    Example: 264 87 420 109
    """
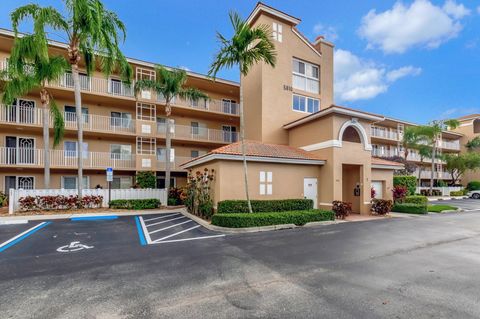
1 0 479 124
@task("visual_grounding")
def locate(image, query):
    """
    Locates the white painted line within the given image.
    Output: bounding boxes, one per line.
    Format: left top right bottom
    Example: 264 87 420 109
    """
146 216 186 227
0 220 28 225
153 225 201 242
143 213 179 222
0 222 48 249
153 234 226 244
148 220 193 235
138 216 153 244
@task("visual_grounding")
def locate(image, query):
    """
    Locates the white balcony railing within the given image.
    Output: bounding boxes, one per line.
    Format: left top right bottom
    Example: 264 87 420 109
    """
156 156 192 171
63 112 136 134
414 170 453 180
157 124 238 144
157 95 240 116
0 105 43 126
54 72 135 98
371 127 401 141
0 147 135 169
438 140 460 150
372 149 400 158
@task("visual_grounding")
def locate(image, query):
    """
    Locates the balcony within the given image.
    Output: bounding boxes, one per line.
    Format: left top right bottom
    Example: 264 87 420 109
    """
372 149 400 158
0 147 135 170
414 170 452 180
156 156 192 171
371 127 401 141
157 95 239 116
157 124 238 144
438 140 460 151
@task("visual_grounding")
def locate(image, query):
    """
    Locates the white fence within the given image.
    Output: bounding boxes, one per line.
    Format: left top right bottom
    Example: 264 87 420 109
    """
416 186 463 196
8 188 167 214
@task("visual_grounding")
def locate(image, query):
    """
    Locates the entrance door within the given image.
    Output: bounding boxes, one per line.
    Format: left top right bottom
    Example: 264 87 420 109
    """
304 178 318 208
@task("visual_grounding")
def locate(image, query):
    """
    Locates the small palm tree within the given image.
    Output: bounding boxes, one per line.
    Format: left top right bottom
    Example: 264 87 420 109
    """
134 66 208 204
401 127 420 162
415 144 432 187
2 30 67 189
209 11 276 213
415 119 460 194
12 0 132 197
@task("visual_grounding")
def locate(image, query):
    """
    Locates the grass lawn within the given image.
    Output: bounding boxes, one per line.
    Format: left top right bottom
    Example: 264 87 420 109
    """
428 205 458 213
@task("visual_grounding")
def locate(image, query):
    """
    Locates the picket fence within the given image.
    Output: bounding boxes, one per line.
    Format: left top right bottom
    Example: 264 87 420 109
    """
416 186 463 197
8 188 167 214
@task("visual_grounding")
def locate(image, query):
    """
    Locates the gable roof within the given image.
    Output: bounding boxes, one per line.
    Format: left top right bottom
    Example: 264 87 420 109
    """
181 140 326 168
371 157 404 170
246 2 301 26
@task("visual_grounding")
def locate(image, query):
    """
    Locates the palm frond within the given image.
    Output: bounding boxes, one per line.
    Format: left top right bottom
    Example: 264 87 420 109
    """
48 96 65 147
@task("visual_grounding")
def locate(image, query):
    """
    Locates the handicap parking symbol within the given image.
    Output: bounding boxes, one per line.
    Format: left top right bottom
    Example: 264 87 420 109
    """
57 241 94 253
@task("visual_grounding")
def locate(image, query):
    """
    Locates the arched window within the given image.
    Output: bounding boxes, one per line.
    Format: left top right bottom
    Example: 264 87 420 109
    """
473 119 480 134
342 126 361 143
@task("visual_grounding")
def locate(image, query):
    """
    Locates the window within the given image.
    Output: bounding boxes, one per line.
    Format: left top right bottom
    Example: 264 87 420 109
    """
111 112 132 128
191 122 199 135
190 122 207 138
292 94 319 113
110 144 132 160
191 150 199 158
292 59 319 94
272 22 283 42
62 176 89 189
222 125 237 142
259 171 273 195
157 177 176 189
222 99 237 114
157 147 175 162
64 141 88 159
64 105 89 123
157 117 175 134
112 176 132 189
5 176 35 191
109 78 126 95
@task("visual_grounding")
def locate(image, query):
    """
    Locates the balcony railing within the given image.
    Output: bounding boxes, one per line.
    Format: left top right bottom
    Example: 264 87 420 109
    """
371 127 400 141
414 170 452 180
0 147 135 169
0 105 43 126
63 111 136 134
438 140 460 150
157 124 238 144
372 149 400 157
156 156 192 171
157 95 240 116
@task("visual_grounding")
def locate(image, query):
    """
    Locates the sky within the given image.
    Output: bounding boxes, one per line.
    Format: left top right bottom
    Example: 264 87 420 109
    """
0 0 479 124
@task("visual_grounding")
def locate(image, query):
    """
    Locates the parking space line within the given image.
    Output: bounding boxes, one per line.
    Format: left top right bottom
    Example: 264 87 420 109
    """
143 213 179 222
148 220 193 235
134 217 147 246
154 234 226 244
0 222 51 253
138 216 153 244
146 216 186 227
152 225 201 243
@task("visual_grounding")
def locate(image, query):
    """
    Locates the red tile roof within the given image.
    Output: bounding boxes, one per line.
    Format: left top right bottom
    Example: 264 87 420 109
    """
210 140 325 160
371 157 404 167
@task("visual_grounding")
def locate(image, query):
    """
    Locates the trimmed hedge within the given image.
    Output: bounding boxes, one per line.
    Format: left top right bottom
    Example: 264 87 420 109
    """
467 181 480 191
211 209 334 228
109 198 161 210
450 190 464 196
392 203 428 214
393 176 417 195
217 199 313 214
404 195 428 205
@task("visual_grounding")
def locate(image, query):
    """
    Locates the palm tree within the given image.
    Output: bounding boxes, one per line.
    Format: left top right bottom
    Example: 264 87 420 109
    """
134 66 208 204
401 127 420 162
415 119 460 194
415 144 432 187
466 136 480 151
12 0 132 198
2 32 67 189
208 11 276 213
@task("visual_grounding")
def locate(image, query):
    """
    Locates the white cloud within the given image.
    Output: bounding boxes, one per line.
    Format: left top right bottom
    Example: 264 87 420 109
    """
178 66 190 71
359 0 470 54
334 49 421 102
312 23 338 41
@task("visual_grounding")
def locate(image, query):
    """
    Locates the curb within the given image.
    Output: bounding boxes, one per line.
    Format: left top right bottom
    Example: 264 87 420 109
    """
0 208 182 222
180 210 343 234
428 196 468 202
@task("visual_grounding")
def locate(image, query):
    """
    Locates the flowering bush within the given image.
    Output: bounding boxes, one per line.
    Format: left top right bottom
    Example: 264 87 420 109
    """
392 185 408 203
332 200 352 220
18 195 103 211
371 199 393 215
168 187 186 205
371 187 376 199
185 168 215 219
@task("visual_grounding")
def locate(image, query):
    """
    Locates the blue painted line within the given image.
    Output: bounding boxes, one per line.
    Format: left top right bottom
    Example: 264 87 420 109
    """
71 216 118 221
135 216 147 246
0 222 51 253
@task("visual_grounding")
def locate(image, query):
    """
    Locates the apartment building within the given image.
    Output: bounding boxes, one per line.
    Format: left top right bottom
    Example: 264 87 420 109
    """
371 117 462 186
0 28 240 192
451 114 480 184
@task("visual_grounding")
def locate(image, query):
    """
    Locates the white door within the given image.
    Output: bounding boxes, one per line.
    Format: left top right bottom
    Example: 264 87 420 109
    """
304 178 318 208
372 181 383 199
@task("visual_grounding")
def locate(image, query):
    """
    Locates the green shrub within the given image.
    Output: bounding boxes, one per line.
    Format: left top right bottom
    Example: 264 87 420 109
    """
217 199 313 214
428 205 457 213
211 209 335 228
392 203 428 214
450 190 464 196
371 199 393 215
136 171 157 189
109 198 160 210
467 181 480 191
404 195 428 205
393 176 417 195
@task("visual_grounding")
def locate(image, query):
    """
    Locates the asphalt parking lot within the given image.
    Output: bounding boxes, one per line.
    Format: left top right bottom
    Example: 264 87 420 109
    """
435 198 480 211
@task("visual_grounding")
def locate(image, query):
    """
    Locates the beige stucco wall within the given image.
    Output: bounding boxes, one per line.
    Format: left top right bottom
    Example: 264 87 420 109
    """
371 169 394 201
452 121 480 185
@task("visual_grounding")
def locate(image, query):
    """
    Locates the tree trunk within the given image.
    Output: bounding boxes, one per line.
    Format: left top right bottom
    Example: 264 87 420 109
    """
72 64 84 201
165 104 171 206
239 65 252 213
430 142 436 194
417 162 423 187
41 89 50 189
